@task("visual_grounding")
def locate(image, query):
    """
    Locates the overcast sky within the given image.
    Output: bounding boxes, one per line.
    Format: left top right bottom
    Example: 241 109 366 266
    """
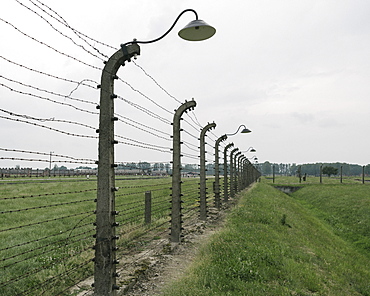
1 0 370 169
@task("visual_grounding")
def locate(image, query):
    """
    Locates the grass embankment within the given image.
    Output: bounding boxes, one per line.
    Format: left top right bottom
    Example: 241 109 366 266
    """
162 182 370 296
292 184 370 257
266 175 365 185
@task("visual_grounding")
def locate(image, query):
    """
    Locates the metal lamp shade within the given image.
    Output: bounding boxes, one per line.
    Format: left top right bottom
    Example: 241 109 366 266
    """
241 128 251 133
178 20 216 41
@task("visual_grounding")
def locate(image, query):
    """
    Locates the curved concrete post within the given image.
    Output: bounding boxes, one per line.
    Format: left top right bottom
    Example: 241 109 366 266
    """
171 100 196 242
199 122 216 220
242 159 248 189
229 148 239 198
234 152 242 194
95 44 141 296
223 143 234 202
238 155 245 191
214 135 227 209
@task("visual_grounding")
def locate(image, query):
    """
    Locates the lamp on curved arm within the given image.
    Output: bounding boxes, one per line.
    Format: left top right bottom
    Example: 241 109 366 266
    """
226 124 251 136
121 9 216 49
248 156 258 161
241 146 256 153
95 9 215 295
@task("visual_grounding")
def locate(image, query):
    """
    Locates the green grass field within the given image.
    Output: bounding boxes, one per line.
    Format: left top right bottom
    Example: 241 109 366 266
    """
292 183 370 257
3 175 369 295
162 179 370 295
0 178 97 295
0 176 217 295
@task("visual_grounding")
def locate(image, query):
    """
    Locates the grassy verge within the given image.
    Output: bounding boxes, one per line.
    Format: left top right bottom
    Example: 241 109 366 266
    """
264 175 366 185
291 183 370 257
161 182 370 296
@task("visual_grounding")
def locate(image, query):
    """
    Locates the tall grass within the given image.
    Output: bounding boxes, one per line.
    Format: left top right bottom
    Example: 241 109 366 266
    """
1 176 215 295
292 183 370 256
0 178 97 296
162 182 370 295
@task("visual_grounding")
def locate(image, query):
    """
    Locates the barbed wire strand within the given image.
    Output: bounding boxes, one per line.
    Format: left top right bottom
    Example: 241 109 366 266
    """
117 95 171 124
132 61 181 104
33 0 116 52
0 55 97 89
0 82 99 115
0 115 97 139
14 0 106 61
0 17 102 71
117 77 173 115
0 113 171 153
131 61 206 131
0 157 96 165
0 148 95 162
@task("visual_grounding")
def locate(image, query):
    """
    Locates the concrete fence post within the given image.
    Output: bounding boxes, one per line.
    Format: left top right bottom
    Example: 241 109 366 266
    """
247 159 252 186
242 159 248 189
223 143 234 202
233 152 241 194
214 135 227 209
363 165 365 184
199 122 216 221
94 44 140 296
238 156 245 190
229 148 239 198
145 191 152 224
170 100 196 243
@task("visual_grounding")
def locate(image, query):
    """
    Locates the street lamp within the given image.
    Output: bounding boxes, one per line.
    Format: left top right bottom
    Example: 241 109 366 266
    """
94 9 215 296
226 124 251 136
241 147 256 153
121 9 215 50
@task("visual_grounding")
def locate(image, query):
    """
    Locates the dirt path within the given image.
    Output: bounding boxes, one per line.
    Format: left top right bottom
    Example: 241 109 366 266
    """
74 200 236 296
121 204 234 296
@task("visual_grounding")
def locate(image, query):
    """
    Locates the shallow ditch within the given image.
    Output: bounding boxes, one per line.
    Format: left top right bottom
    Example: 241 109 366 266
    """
273 185 303 194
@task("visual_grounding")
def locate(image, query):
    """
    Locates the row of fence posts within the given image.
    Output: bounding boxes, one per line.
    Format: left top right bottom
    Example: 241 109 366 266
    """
271 165 368 184
92 45 261 295
142 148 261 233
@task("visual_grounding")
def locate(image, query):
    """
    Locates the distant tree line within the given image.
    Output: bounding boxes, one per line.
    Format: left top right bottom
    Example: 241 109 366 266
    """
1 162 218 177
4 161 369 177
259 162 370 176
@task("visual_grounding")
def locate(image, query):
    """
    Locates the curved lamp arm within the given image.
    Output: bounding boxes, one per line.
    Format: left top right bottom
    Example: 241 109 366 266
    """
226 124 251 136
241 147 256 153
121 9 215 48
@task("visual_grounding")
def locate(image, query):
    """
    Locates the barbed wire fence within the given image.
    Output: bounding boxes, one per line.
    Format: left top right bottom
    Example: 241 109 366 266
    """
0 1 260 295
